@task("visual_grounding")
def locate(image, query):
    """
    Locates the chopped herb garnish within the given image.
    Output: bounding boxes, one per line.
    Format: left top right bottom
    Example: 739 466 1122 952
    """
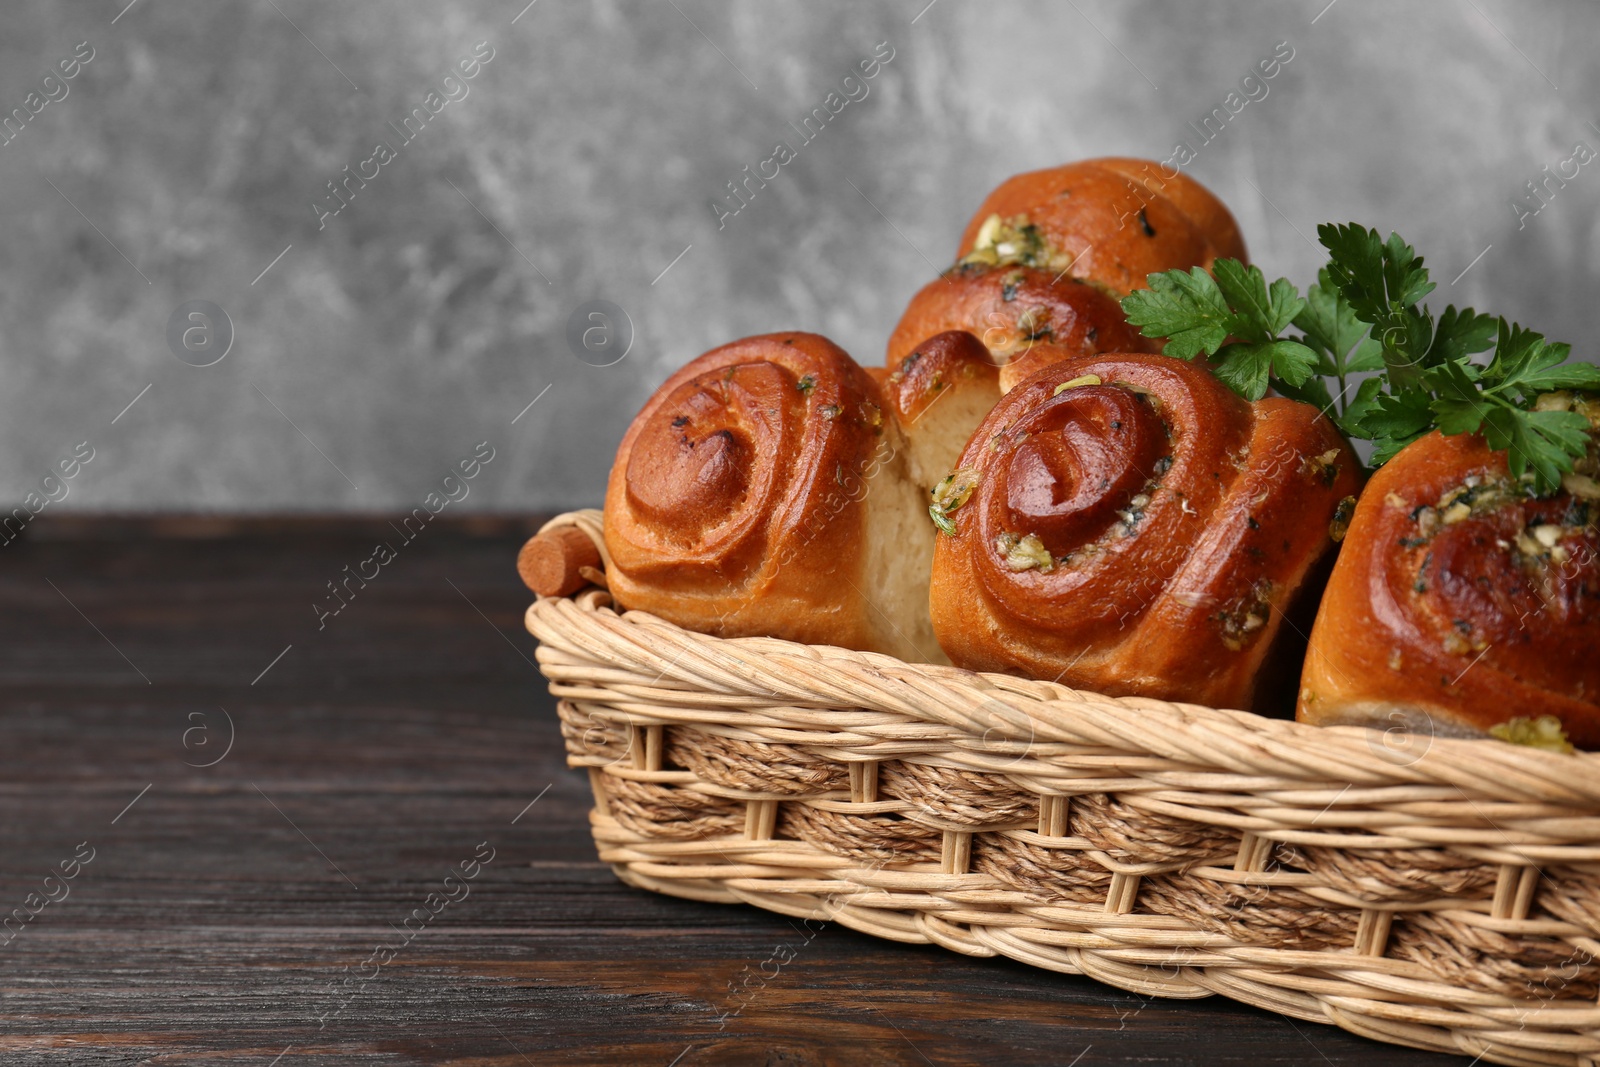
1053 374 1102 395
1490 714 1575 754
959 214 1070 272
928 468 980 535
797 374 816 395
1018 305 1053 341
996 531 1054 572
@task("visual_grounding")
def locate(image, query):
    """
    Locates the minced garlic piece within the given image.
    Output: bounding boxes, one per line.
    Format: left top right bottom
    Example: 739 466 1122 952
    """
928 468 980 535
1534 391 1574 413
973 213 1001 250
1489 715 1575 754
1053 374 1102 395
1563 472 1600 500
1217 579 1274 651
959 213 1073 273
996 531 1054 572
932 468 980 513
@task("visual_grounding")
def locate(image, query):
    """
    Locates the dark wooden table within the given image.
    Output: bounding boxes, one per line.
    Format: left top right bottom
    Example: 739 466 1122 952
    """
0 517 1470 1066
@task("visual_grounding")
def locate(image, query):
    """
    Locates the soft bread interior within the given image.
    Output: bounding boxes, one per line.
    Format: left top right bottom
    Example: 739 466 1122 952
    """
855 423 948 665
900 376 1001 492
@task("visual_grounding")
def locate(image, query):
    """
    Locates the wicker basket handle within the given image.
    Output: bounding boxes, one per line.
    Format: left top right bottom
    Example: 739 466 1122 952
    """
518 509 607 597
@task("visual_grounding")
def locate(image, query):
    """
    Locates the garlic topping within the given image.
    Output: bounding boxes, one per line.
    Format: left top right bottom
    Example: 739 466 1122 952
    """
958 213 1074 273
995 531 1054 572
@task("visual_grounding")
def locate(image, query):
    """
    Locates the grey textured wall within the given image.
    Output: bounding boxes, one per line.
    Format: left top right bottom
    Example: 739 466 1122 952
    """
6 0 1597 513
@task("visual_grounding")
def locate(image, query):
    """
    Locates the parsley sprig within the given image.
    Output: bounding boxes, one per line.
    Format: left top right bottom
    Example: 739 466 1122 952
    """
1120 261 1319 402
1119 223 1600 493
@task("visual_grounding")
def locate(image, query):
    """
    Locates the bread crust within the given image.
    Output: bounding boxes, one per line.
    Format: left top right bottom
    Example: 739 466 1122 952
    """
1298 430 1600 748
953 158 1247 297
887 268 1154 389
603 331 938 662
930 353 1360 711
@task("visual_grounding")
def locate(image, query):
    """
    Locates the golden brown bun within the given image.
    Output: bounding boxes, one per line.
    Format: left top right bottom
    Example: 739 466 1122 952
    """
886 268 1156 395
1298 427 1600 748
954 158 1247 297
930 353 1360 711
603 332 942 663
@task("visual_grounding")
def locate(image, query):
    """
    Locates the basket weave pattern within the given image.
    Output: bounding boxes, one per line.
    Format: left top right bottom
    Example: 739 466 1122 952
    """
527 510 1600 1066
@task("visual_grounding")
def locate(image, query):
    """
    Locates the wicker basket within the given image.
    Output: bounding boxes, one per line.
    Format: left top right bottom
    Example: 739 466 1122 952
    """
526 509 1600 1066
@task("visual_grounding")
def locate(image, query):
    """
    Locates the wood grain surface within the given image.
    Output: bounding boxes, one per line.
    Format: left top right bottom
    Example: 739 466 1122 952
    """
0 517 1469 1065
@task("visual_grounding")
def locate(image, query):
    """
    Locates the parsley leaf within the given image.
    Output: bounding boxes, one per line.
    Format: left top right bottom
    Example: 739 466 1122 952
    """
1211 260 1304 340
1318 223 1435 320
1482 407 1587 489
1119 267 1233 360
1478 318 1600 401
1293 269 1369 369
1424 305 1497 366
1317 223 1438 392
1359 388 1434 443
1122 260 1318 402
1317 228 1596 490
1212 340 1320 401
1122 224 1597 494
1292 269 1381 408
1337 375 1385 437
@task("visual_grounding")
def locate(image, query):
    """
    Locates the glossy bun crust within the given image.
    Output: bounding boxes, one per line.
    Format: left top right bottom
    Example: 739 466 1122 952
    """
930 353 1360 712
954 158 1247 297
604 332 940 663
1298 430 1600 747
886 268 1155 392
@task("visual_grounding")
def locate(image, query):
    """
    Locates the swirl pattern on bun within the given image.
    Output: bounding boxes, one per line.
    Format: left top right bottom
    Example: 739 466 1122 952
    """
604 332 940 662
929 353 1360 711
